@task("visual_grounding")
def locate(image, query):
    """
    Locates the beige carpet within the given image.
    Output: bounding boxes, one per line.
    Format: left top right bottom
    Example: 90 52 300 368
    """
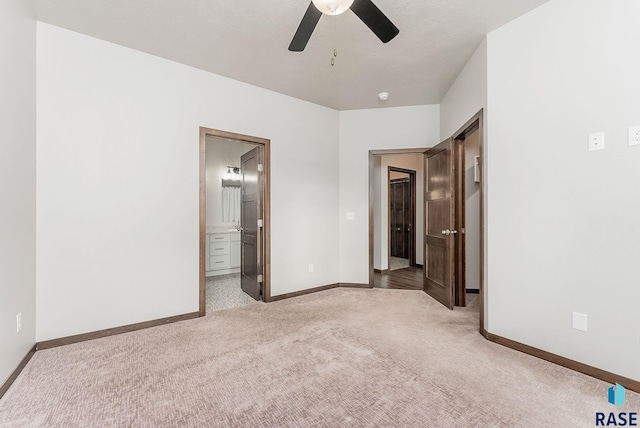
0 288 637 427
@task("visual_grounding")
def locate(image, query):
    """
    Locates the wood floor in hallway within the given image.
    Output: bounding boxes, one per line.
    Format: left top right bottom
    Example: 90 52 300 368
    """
373 266 423 290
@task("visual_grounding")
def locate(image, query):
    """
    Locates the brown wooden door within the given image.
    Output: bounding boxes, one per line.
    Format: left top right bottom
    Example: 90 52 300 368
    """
424 139 456 309
241 147 262 301
390 179 411 259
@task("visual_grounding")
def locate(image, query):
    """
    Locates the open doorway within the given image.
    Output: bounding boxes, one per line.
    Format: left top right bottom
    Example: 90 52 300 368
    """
451 111 484 328
367 111 484 330
388 167 416 271
454 125 481 306
369 149 428 290
199 128 271 316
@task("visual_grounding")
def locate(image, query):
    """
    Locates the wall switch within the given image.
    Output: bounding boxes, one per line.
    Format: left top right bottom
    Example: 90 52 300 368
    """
572 312 588 332
16 313 22 333
588 132 605 151
308 264 314 273
628 126 640 146
346 212 355 220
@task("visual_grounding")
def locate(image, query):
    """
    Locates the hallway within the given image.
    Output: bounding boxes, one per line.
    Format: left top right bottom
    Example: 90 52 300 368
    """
373 266 422 290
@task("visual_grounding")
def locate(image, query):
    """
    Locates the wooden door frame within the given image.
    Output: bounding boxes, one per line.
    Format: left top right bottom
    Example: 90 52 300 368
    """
199 127 271 316
450 109 485 331
387 166 417 268
368 148 429 286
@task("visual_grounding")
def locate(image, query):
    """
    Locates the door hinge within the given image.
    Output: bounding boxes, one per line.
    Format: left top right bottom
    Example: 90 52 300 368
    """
257 219 263 228
257 274 263 283
258 163 264 172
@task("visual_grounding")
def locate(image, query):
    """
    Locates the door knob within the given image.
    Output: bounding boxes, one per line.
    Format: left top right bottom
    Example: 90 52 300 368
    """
441 229 451 236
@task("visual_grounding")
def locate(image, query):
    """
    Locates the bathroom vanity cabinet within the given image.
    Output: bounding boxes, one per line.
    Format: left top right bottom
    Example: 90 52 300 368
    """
205 231 241 276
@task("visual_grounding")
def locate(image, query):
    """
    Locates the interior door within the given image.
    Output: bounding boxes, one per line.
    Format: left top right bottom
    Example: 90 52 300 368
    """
424 138 456 309
240 147 262 301
390 179 410 259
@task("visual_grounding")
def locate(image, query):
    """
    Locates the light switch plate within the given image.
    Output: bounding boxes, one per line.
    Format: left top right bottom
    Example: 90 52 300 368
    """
588 132 605 151
628 126 640 146
572 312 588 332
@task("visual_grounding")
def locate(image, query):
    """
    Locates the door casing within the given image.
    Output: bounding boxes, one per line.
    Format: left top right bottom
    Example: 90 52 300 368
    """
199 127 271 316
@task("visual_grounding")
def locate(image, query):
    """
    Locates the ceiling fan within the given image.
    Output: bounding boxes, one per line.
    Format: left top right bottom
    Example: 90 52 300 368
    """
288 0 399 52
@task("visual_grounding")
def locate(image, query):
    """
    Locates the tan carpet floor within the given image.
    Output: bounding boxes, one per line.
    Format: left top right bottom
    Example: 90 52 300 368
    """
0 288 637 427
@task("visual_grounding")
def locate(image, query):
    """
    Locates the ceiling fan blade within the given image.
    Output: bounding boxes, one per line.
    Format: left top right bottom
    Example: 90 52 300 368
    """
350 0 399 43
288 2 322 52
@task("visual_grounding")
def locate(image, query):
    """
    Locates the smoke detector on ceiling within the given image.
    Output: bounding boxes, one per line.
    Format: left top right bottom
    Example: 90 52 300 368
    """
378 92 389 101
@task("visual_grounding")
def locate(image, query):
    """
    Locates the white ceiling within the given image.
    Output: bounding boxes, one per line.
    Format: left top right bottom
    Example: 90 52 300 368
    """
32 0 549 111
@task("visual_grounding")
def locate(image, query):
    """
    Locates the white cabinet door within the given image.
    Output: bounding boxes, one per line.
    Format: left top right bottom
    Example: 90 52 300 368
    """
206 232 240 275
230 241 241 268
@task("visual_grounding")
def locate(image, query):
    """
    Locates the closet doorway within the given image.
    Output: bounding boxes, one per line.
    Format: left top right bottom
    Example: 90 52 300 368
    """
388 167 416 271
198 128 271 316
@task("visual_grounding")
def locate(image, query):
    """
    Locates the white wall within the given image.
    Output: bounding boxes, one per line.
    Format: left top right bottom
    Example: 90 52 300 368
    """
464 131 480 290
205 137 255 228
0 0 36 385
36 23 340 341
339 106 440 283
374 154 424 270
486 0 640 380
439 38 487 141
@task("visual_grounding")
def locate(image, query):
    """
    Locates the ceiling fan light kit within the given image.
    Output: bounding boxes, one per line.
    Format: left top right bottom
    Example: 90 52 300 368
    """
289 0 399 52
312 0 354 15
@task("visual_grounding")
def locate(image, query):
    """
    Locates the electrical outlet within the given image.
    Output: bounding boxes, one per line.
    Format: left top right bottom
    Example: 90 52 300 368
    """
572 312 588 332
16 313 22 333
628 126 640 146
588 132 605 151
308 264 314 273
346 212 355 220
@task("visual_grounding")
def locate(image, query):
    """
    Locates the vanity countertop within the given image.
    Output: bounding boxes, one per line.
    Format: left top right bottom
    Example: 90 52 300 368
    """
206 228 240 234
